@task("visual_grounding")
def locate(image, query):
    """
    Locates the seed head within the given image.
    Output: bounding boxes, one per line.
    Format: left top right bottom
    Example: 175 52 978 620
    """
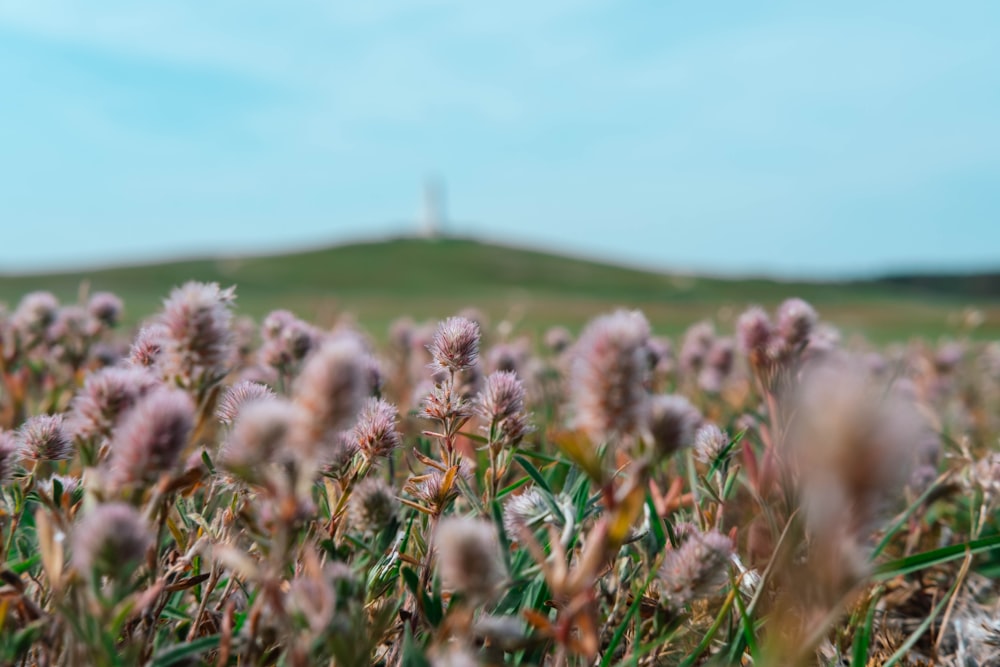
47 306 91 361
698 338 735 393
68 367 160 444
319 431 358 480
544 326 573 355
435 516 505 603
349 477 399 533
647 337 675 377
502 488 551 538
736 306 775 371
12 291 59 342
0 431 22 483
18 414 73 461
72 502 151 578
87 291 124 329
788 358 923 592
221 398 305 472
128 323 169 368
286 560 338 634
108 388 195 488
420 382 474 425
569 310 651 441
678 321 715 376
160 281 236 385
429 317 481 372
487 342 528 375
477 371 532 446
934 341 964 374
38 473 80 500
294 336 368 436
260 310 321 370
694 424 730 464
659 530 733 611
353 398 402 460
776 298 817 348
405 465 470 514
648 395 702 457
216 380 277 425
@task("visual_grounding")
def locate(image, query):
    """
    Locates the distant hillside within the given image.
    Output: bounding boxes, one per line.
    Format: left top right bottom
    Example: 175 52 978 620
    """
874 272 1000 299
0 236 997 341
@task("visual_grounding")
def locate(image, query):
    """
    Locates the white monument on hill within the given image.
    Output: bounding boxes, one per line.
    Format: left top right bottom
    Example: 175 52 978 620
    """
420 178 446 238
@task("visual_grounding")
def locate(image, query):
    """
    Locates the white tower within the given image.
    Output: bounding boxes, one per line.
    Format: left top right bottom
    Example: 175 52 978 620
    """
420 177 446 238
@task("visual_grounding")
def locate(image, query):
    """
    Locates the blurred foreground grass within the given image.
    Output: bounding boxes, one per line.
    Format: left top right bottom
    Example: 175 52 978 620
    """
1 236 996 342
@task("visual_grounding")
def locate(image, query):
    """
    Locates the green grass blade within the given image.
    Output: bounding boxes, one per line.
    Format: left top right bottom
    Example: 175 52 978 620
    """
851 586 883 666
514 454 553 494
151 634 220 667
873 533 1000 580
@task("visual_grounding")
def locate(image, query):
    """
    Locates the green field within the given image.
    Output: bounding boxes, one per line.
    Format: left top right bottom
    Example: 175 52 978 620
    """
1 236 997 342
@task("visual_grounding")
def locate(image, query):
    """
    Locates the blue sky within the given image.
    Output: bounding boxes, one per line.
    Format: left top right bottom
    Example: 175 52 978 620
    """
1 1 998 278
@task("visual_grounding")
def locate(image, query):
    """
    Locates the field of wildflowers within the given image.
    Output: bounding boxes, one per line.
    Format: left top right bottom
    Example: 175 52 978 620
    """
1 282 999 666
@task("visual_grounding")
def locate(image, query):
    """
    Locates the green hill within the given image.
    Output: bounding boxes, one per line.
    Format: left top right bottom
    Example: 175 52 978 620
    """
1 236 997 341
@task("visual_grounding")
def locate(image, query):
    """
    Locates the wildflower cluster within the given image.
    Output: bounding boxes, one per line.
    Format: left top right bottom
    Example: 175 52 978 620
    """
0 285 997 666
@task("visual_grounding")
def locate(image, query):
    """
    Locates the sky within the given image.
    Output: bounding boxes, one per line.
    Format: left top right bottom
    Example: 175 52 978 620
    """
1 1 998 278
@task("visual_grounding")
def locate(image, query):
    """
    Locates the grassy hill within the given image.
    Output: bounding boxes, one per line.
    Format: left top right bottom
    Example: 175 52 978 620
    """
1 236 997 342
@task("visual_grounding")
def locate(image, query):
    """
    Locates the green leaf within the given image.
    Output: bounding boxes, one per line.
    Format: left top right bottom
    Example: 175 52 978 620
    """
423 585 443 627
457 430 489 444
492 499 513 574
514 455 553 495
401 625 431 667
10 554 40 574
151 634 221 667
497 476 530 498
873 533 1000 580
870 473 946 560
851 587 883 666
401 566 421 598
200 450 215 474
732 576 759 660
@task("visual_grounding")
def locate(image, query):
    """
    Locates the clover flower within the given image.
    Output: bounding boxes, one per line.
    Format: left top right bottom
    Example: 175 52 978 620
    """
569 310 651 441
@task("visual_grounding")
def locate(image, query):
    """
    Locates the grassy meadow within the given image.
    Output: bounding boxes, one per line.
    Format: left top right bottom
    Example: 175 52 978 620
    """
1 238 1000 665
1 236 997 342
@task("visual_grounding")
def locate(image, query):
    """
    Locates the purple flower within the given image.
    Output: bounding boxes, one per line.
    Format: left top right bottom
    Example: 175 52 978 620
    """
348 477 399 533
0 431 22 483
12 291 59 342
260 310 321 370
694 424 730 464
160 281 236 385
353 398 402 460
435 516 505 603
428 317 481 372
68 367 160 444
72 503 151 577
87 291 124 329
216 380 277 425
294 336 368 436
736 307 774 369
128 323 169 368
108 388 195 488
569 310 651 441
678 321 715 376
477 371 532 446
648 394 702 457
18 414 73 461
221 398 305 473
659 530 733 611
776 298 818 349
